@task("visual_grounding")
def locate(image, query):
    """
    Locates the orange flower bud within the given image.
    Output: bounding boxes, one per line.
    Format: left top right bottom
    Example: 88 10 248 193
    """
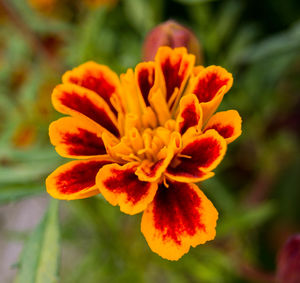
277 234 300 283
142 20 202 64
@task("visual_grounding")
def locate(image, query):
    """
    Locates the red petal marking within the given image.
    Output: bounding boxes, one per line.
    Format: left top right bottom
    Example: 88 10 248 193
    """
176 94 202 135
142 160 163 178
136 63 155 106
49 117 107 159
97 163 158 215
180 137 221 168
141 182 218 260
179 102 199 135
203 110 242 143
166 130 226 182
136 159 164 181
62 128 106 156
103 167 151 205
153 182 205 245
155 47 194 105
58 88 119 137
166 166 210 181
52 160 111 195
63 62 120 113
192 66 232 103
205 123 234 139
162 57 189 102
56 161 106 194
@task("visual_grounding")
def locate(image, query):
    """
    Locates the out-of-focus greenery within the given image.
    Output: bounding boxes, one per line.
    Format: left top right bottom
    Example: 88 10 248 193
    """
0 0 300 282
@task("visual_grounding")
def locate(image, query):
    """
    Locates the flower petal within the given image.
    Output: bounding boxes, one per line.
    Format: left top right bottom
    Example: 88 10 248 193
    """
96 163 158 215
62 61 123 114
52 83 119 137
176 94 202 135
204 110 242 144
188 66 233 121
49 117 107 159
148 89 171 125
166 129 226 182
135 62 155 107
141 181 218 260
154 46 195 109
46 159 112 200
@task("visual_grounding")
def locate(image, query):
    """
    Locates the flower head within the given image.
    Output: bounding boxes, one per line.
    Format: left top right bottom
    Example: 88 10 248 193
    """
46 46 242 260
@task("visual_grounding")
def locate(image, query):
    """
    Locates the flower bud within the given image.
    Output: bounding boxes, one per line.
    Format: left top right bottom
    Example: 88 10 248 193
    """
142 20 202 64
277 234 300 283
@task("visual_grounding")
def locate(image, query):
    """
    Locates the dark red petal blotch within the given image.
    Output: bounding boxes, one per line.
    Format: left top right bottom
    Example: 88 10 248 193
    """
59 90 119 137
153 182 205 245
62 128 106 156
56 160 111 194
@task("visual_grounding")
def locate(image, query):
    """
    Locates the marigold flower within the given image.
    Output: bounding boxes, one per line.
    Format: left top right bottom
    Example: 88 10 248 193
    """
46 46 242 260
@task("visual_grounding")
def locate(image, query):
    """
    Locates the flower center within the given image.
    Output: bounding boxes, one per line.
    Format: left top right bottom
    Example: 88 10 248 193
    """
103 114 178 164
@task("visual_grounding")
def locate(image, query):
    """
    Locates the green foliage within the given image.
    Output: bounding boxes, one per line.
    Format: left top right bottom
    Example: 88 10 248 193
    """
15 199 60 283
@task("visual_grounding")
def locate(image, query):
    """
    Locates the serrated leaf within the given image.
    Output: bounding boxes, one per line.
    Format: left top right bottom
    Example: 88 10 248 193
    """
15 199 60 283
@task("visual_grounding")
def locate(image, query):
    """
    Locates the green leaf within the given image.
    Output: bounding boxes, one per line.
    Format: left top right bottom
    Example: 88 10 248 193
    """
218 201 276 236
123 0 155 34
0 184 43 204
15 199 60 283
175 0 216 4
0 162 56 184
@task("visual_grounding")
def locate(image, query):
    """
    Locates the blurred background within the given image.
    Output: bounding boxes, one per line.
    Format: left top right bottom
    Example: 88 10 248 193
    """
0 0 300 282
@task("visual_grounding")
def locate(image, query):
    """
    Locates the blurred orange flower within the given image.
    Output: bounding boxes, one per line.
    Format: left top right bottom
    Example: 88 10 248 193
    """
28 0 56 12
46 46 242 260
12 122 37 148
84 0 117 8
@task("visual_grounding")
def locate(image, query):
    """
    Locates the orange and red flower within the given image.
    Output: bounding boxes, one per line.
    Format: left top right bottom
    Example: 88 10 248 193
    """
46 46 242 260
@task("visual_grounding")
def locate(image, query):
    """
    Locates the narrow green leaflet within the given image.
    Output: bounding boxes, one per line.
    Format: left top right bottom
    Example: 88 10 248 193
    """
0 184 43 204
217 201 276 236
15 199 60 283
174 0 216 4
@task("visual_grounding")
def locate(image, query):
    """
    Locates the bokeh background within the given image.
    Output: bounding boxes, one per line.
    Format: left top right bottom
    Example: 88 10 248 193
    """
0 0 300 282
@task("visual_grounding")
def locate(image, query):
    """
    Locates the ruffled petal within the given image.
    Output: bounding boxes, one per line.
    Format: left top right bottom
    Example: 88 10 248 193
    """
52 83 119 137
141 181 218 260
176 94 202 135
96 163 158 215
204 110 242 144
135 62 155 107
154 46 195 109
46 159 112 200
62 61 123 114
188 66 233 121
192 65 205 77
166 129 226 182
49 117 107 159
